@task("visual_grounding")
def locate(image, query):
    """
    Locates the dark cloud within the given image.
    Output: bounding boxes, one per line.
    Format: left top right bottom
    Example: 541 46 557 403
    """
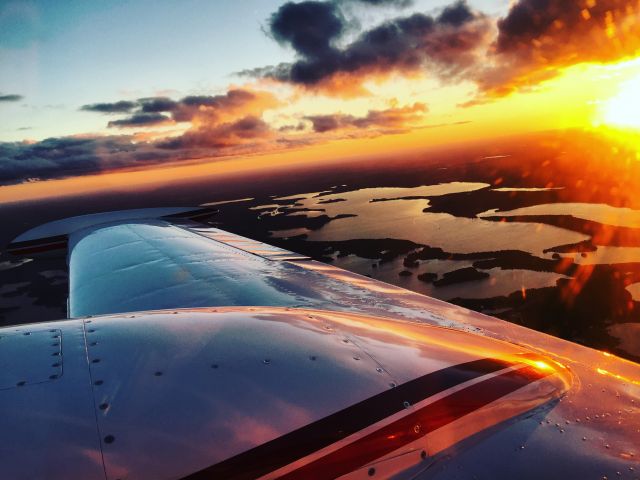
0 117 272 185
476 0 640 96
306 102 427 132
1 99 425 185
160 115 272 149
107 113 172 128
80 100 137 113
341 0 413 6
269 1 345 60
0 89 280 185
0 136 172 185
306 115 341 133
0 94 23 102
256 0 640 100
172 89 269 122
82 89 278 126
138 97 179 113
278 122 306 132
438 0 475 26
255 0 490 91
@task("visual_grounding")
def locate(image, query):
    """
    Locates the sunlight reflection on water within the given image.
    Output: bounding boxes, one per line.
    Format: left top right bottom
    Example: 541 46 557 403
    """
269 183 589 256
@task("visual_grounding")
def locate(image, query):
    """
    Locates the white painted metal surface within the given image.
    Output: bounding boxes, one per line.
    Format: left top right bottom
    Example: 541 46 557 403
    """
12 207 196 242
0 320 104 480
2 210 640 479
0 308 577 480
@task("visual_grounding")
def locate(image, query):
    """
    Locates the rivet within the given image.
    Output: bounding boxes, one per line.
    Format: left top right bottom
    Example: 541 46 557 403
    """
211 364 219 369
52 335 60 339
421 450 427 460
403 401 411 409
368 467 376 477
353 356 360 361
154 371 163 376
92 359 101 363
99 403 109 410
49 329 56 333
309 356 317 361
103 435 115 444
87 329 95 333
342 339 349 343
23 332 31 336
376 367 383 373
49 374 59 380
86 320 92 324
90 342 98 346
389 382 397 388
51 343 59 347
94 380 104 386
52 352 60 356
414 424 421 433
16 381 26 387
263 359 271 365
52 363 61 367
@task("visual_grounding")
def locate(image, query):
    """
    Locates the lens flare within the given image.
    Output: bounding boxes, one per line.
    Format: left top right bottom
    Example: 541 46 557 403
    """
601 75 640 130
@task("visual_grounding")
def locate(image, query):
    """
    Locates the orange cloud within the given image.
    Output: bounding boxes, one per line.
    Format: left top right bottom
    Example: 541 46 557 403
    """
305 102 428 133
473 0 640 99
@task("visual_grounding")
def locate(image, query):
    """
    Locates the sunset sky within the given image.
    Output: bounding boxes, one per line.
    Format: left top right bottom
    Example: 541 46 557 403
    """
1 0 640 195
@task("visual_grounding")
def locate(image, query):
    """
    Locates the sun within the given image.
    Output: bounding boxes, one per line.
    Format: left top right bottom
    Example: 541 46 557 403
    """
601 75 640 129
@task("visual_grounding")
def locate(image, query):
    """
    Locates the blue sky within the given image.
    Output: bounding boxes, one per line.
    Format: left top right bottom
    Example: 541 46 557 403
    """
0 0 509 141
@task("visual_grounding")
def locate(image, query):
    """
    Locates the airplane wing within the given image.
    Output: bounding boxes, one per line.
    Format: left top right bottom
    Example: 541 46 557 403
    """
2 208 639 480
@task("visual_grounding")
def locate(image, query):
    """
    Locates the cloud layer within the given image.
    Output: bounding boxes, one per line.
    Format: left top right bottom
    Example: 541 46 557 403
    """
0 93 23 102
81 88 280 128
254 0 491 94
305 102 427 132
0 136 169 184
1 89 284 184
4 0 640 186
478 0 640 97
248 0 640 98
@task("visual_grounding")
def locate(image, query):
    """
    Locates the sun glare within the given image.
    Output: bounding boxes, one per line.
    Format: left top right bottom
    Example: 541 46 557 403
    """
601 75 640 129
